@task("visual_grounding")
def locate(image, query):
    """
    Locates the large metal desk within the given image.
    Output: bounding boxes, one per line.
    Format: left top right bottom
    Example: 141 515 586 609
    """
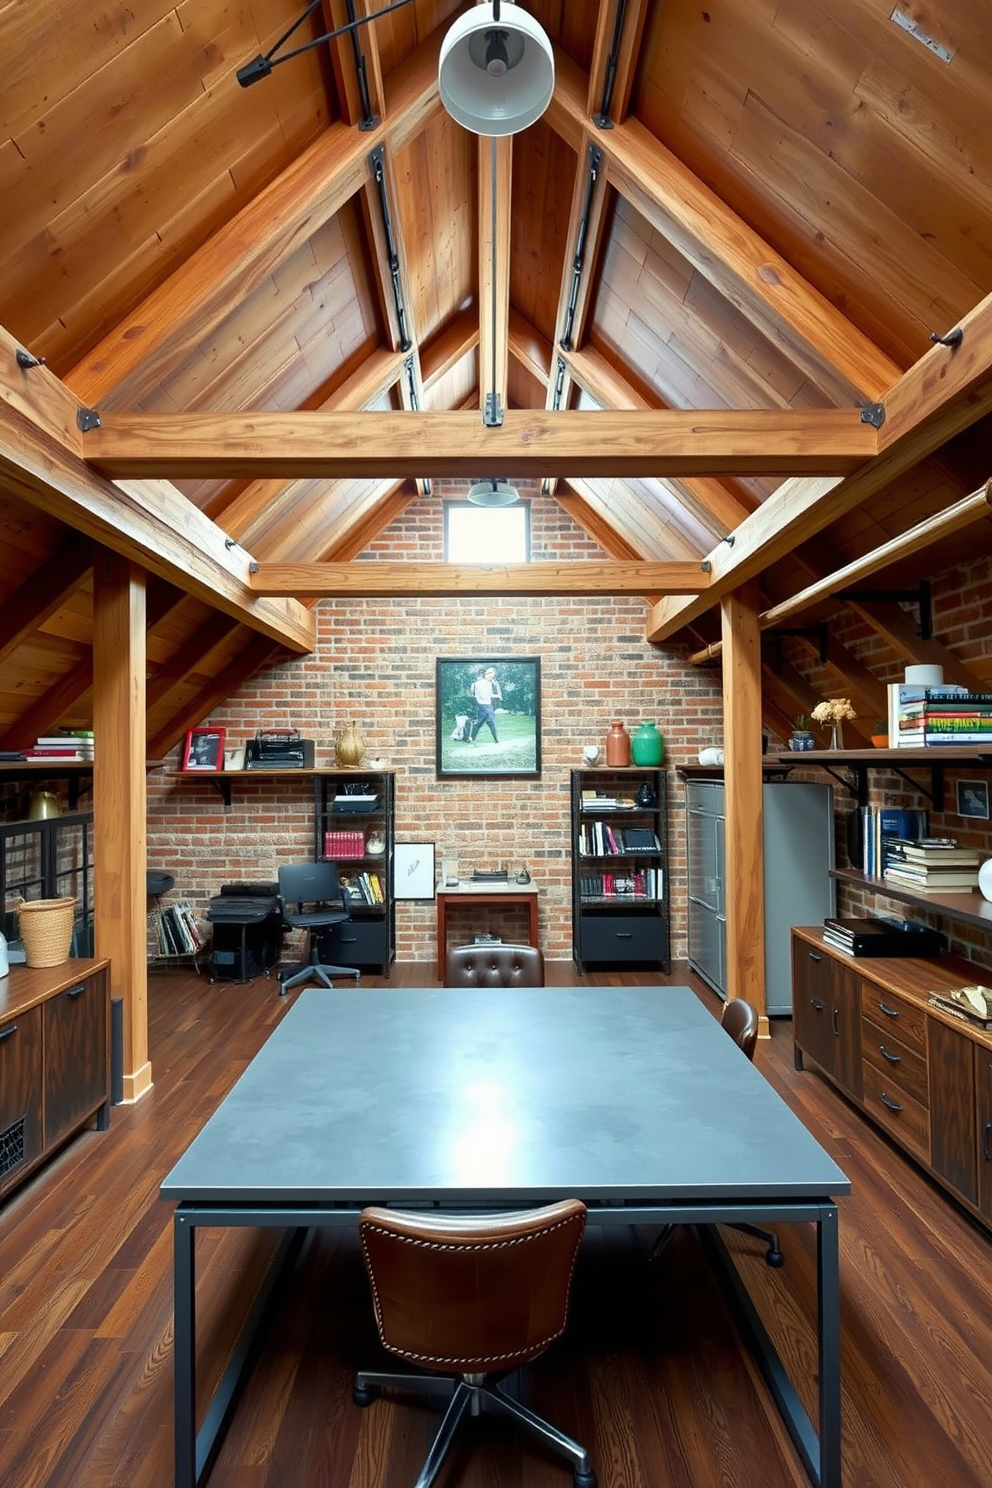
161 987 849 1488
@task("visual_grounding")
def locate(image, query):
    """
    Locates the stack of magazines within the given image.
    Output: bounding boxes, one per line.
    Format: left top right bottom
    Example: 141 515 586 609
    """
822 916 944 957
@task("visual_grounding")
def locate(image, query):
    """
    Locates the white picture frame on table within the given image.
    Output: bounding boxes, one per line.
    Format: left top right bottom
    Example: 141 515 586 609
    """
394 842 436 899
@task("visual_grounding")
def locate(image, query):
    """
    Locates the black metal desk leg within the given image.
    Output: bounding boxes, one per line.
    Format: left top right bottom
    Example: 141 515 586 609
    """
174 1209 197 1488
817 1205 842 1488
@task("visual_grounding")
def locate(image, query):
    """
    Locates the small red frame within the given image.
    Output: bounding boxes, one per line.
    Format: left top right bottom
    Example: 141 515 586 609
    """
182 727 225 772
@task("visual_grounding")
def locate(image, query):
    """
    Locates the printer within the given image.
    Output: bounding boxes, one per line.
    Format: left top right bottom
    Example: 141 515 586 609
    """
244 728 315 770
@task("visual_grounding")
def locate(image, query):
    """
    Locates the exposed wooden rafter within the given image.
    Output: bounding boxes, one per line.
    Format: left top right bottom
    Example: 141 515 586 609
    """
249 560 710 597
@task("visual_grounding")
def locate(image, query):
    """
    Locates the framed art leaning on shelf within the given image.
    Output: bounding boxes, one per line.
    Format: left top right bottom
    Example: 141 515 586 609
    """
435 656 541 779
182 727 225 772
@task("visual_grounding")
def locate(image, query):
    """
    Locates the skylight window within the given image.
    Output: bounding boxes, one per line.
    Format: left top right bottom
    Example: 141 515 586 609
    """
444 502 531 563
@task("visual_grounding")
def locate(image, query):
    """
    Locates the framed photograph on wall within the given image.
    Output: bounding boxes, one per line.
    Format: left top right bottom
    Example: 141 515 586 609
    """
435 657 541 779
956 779 990 819
182 727 225 772
394 842 436 899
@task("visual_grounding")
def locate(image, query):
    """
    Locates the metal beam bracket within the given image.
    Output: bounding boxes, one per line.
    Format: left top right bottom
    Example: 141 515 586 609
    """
859 402 886 428
592 0 629 128
483 392 504 428
77 405 102 432
15 348 46 370
369 145 412 353
834 580 932 640
559 144 602 351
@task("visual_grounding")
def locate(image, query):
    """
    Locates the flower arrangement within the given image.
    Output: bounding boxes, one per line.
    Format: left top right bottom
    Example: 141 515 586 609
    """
810 698 857 727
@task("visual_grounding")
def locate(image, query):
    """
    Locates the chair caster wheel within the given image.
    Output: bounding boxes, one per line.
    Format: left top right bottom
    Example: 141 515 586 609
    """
353 1383 376 1407
766 1247 785 1268
574 1470 596 1488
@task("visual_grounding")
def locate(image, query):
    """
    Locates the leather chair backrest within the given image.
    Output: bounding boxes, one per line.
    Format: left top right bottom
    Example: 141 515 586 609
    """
444 943 545 987
358 1199 586 1373
721 997 758 1060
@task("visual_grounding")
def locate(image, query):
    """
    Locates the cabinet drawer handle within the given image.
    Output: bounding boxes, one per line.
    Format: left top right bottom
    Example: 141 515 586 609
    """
616 932 632 939
879 1045 901 1064
876 1000 901 1019
879 1091 903 1113
984 1121 992 1164
0 1022 17 1043
810 997 826 1011
832 1008 840 1036
66 984 87 999
808 951 822 962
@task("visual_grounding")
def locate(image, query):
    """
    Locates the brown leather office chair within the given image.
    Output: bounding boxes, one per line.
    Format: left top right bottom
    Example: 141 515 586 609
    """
651 998 783 1269
443 942 545 987
354 1200 595 1488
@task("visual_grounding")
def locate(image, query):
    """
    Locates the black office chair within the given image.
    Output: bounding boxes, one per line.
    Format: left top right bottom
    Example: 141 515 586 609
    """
651 997 783 1269
354 1200 596 1488
276 862 361 994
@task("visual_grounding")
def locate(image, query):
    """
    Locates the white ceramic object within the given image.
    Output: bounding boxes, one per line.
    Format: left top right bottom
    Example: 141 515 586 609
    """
979 859 992 903
698 747 725 766
905 664 943 687
582 744 600 765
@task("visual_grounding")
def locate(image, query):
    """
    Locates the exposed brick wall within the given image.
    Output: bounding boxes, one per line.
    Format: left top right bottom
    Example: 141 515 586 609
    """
147 483 724 962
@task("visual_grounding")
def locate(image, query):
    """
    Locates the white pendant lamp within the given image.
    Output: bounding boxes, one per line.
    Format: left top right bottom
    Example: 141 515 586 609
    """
467 479 519 506
439 1 555 136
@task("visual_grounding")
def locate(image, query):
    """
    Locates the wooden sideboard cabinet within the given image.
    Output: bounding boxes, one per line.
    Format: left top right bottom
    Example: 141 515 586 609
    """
0 958 110 1203
792 928 992 1232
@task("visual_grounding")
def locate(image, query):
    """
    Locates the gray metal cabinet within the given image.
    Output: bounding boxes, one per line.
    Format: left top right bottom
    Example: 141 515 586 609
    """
685 778 836 1015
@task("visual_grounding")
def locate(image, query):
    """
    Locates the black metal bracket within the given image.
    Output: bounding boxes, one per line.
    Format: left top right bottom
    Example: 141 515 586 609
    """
347 0 380 129
768 624 829 664
930 327 963 348
833 580 932 640
77 405 101 431
859 402 885 428
369 145 411 352
15 348 46 370
591 0 628 129
483 392 504 428
559 144 602 351
550 356 567 412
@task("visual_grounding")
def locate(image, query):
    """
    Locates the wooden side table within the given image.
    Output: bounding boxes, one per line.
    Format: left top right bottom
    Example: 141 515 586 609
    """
435 882 539 979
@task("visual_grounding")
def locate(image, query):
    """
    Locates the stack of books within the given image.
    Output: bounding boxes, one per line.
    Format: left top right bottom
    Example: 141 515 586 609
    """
822 916 944 957
23 731 95 761
894 688 992 747
883 837 981 894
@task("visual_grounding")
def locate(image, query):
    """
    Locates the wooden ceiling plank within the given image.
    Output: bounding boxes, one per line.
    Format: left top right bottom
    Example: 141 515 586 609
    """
64 34 443 409
0 534 93 666
84 407 877 479
3 654 93 751
0 371 315 653
249 560 708 597
645 291 992 642
147 635 284 759
547 49 901 404
478 134 512 422
147 613 244 709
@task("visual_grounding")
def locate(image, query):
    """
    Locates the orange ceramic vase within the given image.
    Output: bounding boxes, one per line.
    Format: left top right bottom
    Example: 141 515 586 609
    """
605 720 631 767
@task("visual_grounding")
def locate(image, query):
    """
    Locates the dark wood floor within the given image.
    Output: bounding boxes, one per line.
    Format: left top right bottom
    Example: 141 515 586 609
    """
1 960 989 1488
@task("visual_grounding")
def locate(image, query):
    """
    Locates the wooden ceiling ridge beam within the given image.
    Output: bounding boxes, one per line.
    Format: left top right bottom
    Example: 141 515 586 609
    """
0 325 315 653
249 560 710 597
645 294 992 643
83 408 878 479
0 533 93 666
544 132 611 428
479 134 512 424
546 50 900 406
64 32 444 410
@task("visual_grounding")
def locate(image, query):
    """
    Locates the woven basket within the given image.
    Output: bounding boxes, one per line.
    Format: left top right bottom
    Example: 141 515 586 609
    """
17 897 76 968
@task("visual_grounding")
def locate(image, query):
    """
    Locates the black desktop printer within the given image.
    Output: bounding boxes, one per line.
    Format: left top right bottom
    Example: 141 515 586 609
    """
244 728 315 769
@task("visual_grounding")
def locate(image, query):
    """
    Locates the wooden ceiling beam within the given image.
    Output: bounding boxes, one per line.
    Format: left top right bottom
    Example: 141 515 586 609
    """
85 408 876 479
0 534 93 666
64 32 444 410
249 560 709 597
846 600 984 693
421 310 480 391
0 326 315 653
324 0 385 127
587 0 652 127
478 135 512 424
645 292 992 642
3 654 93 751
547 50 901 405
147 636 284 760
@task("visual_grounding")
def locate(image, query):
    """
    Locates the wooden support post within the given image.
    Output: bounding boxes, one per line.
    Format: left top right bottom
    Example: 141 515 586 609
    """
721 582 769 1035
92 548 152 1101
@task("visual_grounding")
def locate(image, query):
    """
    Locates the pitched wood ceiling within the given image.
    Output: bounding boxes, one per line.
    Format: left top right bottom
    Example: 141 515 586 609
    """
1 0 991 753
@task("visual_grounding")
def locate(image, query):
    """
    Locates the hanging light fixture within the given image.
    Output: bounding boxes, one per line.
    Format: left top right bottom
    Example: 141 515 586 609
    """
467 478 519 507
438 1 554 136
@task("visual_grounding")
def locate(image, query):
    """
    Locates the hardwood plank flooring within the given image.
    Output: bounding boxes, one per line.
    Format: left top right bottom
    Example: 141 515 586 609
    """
1 961 989 1487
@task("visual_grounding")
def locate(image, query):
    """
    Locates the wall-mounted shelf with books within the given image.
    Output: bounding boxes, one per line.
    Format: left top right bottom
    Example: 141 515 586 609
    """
829 867 992 931
772 747 992 808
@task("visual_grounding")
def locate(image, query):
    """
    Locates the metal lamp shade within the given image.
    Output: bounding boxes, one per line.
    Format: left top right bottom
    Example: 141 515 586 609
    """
439 3 554 137
467 479 519 506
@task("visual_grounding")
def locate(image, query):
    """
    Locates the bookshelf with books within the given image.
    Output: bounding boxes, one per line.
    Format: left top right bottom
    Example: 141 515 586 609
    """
570 768 669 971
313 771 394 974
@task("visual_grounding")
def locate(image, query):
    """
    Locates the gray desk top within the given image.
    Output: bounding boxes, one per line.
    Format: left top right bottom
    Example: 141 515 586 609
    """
161 987 849 1206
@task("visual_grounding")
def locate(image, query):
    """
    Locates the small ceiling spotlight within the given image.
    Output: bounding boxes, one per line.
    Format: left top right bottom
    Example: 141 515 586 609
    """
467 478 519 507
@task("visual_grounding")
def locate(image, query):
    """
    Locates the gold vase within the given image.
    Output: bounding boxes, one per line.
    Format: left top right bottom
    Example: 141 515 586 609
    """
334 721 366 769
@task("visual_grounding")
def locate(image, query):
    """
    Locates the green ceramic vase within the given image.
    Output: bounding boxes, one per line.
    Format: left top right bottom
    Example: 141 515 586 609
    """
631 722 663 766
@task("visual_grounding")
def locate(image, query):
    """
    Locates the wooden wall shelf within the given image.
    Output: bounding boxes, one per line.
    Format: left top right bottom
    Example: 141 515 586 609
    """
773 747 992 808
830 866 992 932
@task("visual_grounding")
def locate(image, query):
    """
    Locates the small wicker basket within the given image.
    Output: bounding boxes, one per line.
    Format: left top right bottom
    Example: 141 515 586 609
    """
17 897 76 968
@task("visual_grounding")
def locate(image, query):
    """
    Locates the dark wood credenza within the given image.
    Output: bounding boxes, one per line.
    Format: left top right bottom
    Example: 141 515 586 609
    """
0 957 110 1203
792 928 992 1232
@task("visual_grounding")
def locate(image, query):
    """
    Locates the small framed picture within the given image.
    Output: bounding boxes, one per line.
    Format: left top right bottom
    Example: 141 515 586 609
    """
394 842 436 900
956 779 990 819
182 727 225 772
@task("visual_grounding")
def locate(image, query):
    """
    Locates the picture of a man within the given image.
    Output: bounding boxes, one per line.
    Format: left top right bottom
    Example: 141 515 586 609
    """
469 666 502 743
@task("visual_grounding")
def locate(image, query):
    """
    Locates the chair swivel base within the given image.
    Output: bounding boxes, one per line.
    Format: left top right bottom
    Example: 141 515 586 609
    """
277 946 361 994
354 1368 596 1488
